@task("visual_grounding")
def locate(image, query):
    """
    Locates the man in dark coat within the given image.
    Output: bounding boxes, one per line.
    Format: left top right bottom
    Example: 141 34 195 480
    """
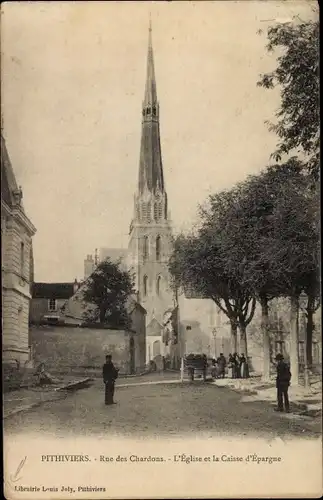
275 353 291 413
103 355 119 405
217 353 226 378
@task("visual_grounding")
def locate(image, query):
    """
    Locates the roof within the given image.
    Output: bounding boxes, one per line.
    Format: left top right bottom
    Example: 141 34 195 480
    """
1 134 20 208
32 282 76 300
138 23 164 195
147 318 163 336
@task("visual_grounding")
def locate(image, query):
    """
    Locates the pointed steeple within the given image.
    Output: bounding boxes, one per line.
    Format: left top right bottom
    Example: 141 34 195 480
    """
137 17 166 199
144 16 157 105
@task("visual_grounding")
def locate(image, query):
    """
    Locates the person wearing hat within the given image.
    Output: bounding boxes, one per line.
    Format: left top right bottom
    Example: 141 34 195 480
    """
275 353 291 412
103 354 119 405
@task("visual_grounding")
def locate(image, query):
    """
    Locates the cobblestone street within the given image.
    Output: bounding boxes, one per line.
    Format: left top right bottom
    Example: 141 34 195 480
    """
4 377 321 439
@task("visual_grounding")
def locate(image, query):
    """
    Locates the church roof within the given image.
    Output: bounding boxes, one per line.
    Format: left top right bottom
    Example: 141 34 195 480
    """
138 21 165 195
146 317 163 336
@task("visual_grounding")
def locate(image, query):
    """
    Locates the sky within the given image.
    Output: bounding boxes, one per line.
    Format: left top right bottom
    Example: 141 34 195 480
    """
1 1 316 282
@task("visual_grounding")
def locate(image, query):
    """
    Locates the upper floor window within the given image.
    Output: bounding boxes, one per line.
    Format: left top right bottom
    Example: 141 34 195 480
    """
143 276 148 297
147 107 151 115
20 241 25 276
152 106 157 116
156 235 161 261
48 299 57 312
143 236 149 260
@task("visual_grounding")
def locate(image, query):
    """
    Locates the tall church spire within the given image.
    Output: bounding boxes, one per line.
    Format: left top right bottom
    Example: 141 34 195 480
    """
138 19 165 197
128 19 175 349
144 16 157 106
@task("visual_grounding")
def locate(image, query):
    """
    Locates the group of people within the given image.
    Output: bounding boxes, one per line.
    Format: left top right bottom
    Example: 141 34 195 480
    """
102 352 292 414
211 353 249 379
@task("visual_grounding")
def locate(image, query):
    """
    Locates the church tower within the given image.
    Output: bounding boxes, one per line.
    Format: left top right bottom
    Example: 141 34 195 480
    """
128 21 175 335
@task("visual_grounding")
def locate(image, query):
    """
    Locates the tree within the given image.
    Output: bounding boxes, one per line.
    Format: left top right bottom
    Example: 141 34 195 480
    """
261 161 319 384
82 259 134 329
258 18 319 180
235 158 319 381
169 187 257 357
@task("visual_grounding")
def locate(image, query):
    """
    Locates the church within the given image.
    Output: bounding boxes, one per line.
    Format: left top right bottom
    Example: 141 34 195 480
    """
84 22 179 366
82 22 321 372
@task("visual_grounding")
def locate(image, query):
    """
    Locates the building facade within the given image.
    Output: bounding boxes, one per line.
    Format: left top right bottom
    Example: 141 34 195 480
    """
30 281 80 325
1 134 36 365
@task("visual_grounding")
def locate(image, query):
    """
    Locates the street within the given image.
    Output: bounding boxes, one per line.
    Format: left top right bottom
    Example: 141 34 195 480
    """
4 377 321 439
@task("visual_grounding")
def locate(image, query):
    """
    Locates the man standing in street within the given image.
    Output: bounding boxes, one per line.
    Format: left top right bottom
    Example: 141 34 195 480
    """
275 353 291 413
103 354 119 405
217 353 226 379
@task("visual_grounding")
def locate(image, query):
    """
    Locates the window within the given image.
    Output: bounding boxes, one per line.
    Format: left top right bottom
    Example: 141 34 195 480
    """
156 235 161 261
143 236 148 260
156 275 161 295
146 201 151 222
48 299 57 312
154 202 163 222
142 202 151 222
20 241 25 276
152 106 156 116
147 107 151 115
143 276 148 297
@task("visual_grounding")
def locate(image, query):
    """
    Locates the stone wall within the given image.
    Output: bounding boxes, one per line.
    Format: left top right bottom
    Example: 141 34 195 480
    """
29 325 143 375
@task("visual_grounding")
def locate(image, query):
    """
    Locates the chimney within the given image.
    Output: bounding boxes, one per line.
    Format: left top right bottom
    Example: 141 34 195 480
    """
84 254 95 280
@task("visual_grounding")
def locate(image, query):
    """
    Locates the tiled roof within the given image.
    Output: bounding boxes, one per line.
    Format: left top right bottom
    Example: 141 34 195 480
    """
32 282 75 299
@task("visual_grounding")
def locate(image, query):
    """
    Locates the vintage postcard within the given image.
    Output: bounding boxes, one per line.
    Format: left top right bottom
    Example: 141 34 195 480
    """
2 1 321 498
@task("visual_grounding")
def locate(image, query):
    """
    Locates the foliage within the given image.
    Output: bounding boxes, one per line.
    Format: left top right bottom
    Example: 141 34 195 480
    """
235 158 319 301
169 188 256 332
82 259 134 329
258 19 319 179
169 156 319 361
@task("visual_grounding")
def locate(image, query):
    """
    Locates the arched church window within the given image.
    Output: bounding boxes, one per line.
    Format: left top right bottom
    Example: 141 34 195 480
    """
147 107 151 115
152 106 156 116
156 275 161 296
143 275 148 296
156 235 161 261
143 236 148 260
142 109 146 117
